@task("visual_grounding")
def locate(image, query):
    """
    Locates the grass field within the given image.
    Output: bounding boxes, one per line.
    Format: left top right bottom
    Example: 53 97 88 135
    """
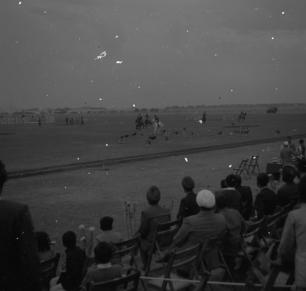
1 110 306 248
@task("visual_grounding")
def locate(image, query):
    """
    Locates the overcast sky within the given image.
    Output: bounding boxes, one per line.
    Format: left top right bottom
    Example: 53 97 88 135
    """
0 0 305 110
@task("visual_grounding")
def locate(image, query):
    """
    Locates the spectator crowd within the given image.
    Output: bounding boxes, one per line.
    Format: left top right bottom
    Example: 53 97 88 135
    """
0 137 306 291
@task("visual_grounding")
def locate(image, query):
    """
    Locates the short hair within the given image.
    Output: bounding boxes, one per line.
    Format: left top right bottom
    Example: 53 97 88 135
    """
225 174 238 188
220 179 227 188
94 242 113 264
146 186 161 205
35 231 51 252
298 176 306 203
100 216 113 231
282 166 296 184
0 160 8 192
62 231 76 249
257 173 269 188
299 139 304 144
235 175 242 187
181 176 195 191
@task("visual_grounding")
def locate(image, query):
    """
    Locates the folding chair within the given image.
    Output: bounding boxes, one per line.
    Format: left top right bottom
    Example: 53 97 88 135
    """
113 235 140 269
263 260 294 291
247 155 260 175
141 215 172 274
147 243 202 291
234 159 249 176
40 253 60 291
87 269 140 291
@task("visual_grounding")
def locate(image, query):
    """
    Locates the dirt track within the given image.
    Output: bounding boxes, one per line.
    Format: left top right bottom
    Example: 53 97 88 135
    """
8 133 306 179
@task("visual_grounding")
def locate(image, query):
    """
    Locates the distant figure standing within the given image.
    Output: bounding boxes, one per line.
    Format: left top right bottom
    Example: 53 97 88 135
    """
280 141 295 166
135 114 144 130
152 114 163 135
201 112 207 124
297 139 305 160
38 117 42 126
80 116 84 125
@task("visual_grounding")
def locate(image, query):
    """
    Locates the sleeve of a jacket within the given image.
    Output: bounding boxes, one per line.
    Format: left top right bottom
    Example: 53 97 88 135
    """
16 205 42 291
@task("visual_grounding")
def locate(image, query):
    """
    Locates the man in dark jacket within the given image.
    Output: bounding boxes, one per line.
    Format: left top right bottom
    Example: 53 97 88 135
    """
277 166 299 207
0 160 41 291
216 174 242 212
235 175 253 220
136 186 170 268
255 173 277 219
58 231 86 291
177 176 199 220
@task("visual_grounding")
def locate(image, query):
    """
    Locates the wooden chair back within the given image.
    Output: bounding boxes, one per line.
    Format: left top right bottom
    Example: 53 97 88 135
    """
40 253 60 290
88 269 140 291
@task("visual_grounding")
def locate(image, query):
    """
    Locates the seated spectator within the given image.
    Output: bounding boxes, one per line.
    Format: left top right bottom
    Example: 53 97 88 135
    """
235 175 253 220
135 185 170 268
172 189 226 270
277 166 299 207
280 141 295 166
80 242 122 291
254 173 277 219
269 171 282 193
96 216 123 244
278 176 306 289
56 231 86 291
176 176 199 220
216 193 246 268
216 174 242 212
35 231 55 262
0 160 41 291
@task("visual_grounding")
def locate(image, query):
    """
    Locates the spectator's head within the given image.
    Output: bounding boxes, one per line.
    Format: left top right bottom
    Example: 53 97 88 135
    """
0 161 8 193
146 186 161 205
62 231 77 249
282 166 297 184
235 175 242 187
35 231 51 252
94 242 113 264
220 179 227 188
297 159 306 177
181 176 195 192
298 176 306 203
257 173 269 188
299 139 304 145
272 171 281 181
225 174 238 188
283 141 289 148
196 189 215 210
100 216 113 231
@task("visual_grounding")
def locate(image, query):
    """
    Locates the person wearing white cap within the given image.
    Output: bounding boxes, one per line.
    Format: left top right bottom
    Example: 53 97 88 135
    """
172 189 226 270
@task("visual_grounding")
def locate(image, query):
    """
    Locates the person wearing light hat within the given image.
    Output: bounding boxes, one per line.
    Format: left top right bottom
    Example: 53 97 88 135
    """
172 189 226 270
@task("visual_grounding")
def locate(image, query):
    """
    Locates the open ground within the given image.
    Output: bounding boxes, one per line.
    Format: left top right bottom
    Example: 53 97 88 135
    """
1 110 306 248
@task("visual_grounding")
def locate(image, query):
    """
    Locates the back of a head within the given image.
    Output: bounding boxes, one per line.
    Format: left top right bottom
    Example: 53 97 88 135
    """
257 173 269 188
35 231 51 252
94 242 113 264
235 175 242 187
196 189 215 210
146 185 161 205
282 166 296 184
225 174 238 188
100 216 113 231
181 176 195 192
62 231 76 249
298 176 306 203
0 160 8 192
299 139 304 145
